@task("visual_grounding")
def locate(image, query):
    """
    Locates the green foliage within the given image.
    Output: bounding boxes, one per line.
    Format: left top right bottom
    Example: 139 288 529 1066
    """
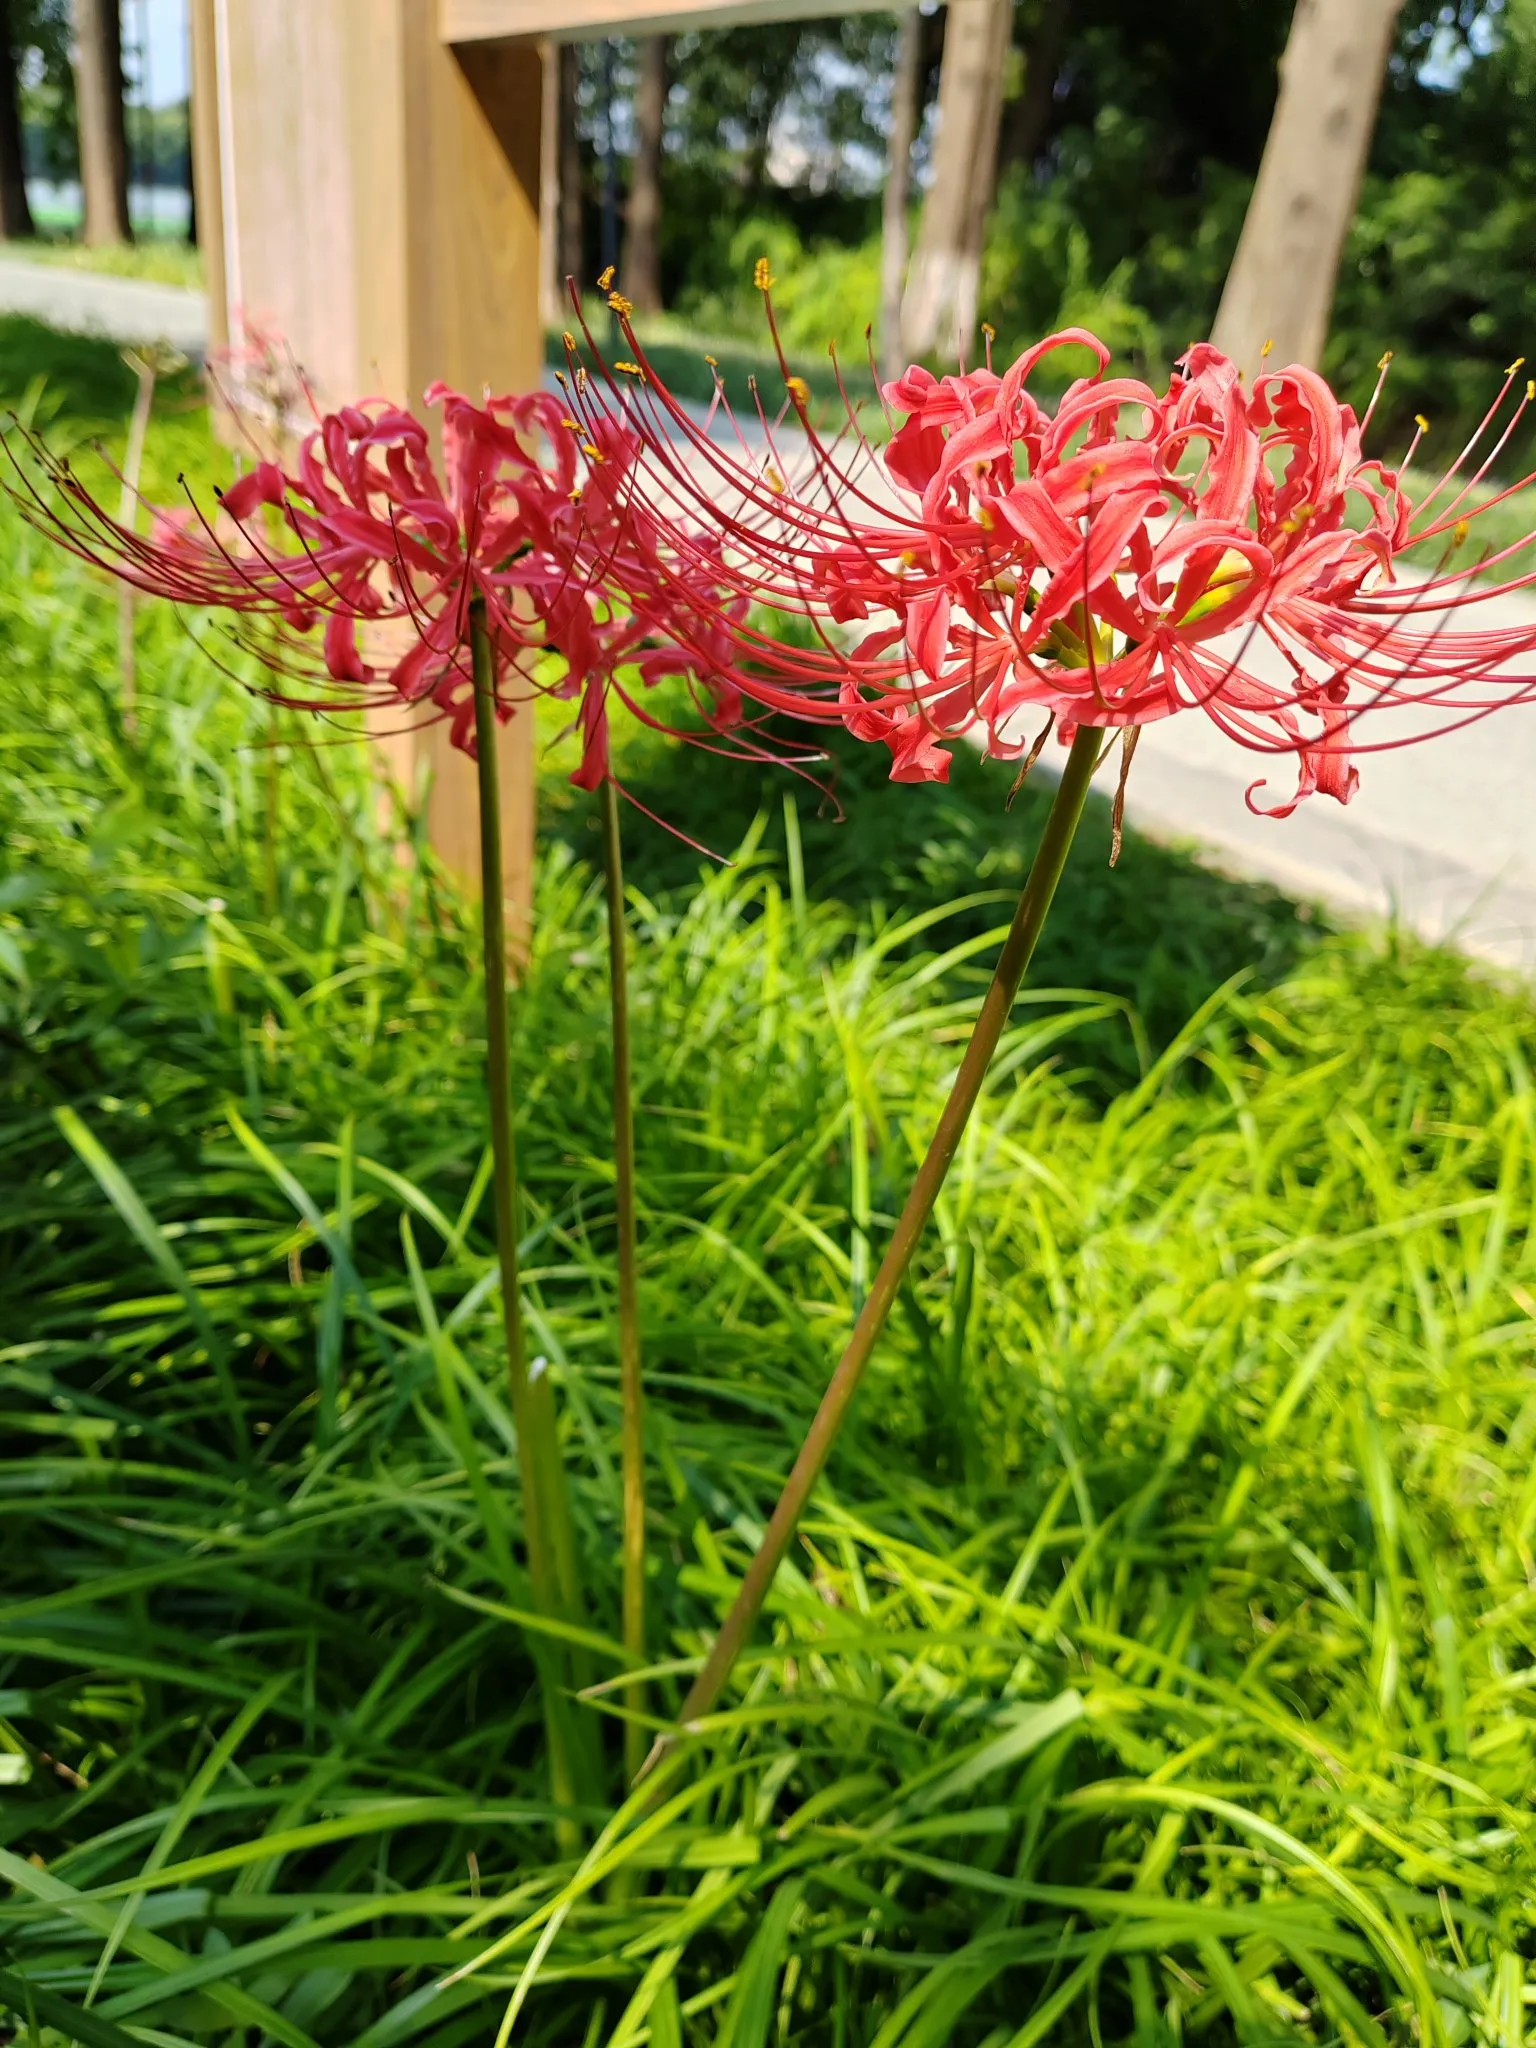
0 239 206 289
637 3 1534 461
2 373 1536 2042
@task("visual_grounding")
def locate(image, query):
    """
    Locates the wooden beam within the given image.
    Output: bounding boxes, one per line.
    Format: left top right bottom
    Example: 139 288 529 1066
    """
187 0 228 357
207 1 539 934
442 0 889 43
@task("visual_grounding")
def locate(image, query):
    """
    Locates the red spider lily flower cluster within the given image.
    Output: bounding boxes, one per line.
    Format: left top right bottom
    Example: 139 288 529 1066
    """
5 378 757 792
556 294 1536 815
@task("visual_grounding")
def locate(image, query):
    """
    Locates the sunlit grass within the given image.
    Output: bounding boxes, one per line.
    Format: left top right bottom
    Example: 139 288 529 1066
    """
0 237 205 291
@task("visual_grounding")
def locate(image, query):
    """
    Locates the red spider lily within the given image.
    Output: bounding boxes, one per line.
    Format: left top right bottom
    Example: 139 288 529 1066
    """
4 379 762 791
556 293 1536 816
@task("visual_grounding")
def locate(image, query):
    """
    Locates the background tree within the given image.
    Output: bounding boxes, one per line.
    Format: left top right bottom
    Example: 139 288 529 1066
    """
997 0 1075 177
902 0 1014 364
0 0 34 238
71 0 129 244
621 35 668 313
880 7 923 381
1213 0 1407 374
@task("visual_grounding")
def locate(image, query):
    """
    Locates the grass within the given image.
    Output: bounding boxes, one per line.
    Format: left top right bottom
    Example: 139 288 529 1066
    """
0 239 205 292
1 325 1535 2045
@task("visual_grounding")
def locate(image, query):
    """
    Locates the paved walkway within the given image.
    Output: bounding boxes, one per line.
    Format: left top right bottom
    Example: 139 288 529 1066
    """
0 257 208 356
1121 575 1536 970
2 256 1531 964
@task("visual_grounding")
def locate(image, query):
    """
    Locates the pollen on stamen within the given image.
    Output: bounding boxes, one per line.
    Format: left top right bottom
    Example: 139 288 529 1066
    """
785 376 810 408
607 291 634 318
1415 413 1431 433
1508 356 1527 375
765 466 786 494
562 331 577 352
614 361 645 378
754 257 775 292
1378 350 1394 370
1526 380 1535 402
1453 518 1471 547
1260 338 1274 360
597 265 616 290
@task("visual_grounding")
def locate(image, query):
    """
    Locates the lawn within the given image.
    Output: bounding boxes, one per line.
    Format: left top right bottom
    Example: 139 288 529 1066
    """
0 325 1533 2047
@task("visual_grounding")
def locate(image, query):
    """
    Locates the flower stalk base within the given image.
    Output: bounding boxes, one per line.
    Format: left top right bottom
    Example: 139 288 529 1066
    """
657 722 1105 1757
602 776 649 1783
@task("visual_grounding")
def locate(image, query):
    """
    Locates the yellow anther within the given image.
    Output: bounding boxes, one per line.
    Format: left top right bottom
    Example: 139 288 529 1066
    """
560 416 581 431
754 256 775 292
704 354 719 367
785 375 810 407
899 549 917 567
1453 517 1470 547
1526 380 1535 402
569 487 583 503
1415 413 1430 434
978 506 997 531
1260 338 1274 359
607 291 634 317
615 361 645 377
982 322 996 342
597 265 616 290
562 330 577 352
765 465 785 493
581 441 603 461
1377 350 1394 371
1509 357 1527 375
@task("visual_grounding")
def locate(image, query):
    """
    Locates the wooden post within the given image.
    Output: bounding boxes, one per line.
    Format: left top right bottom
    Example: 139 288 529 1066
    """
204 0 541 930
200 0 893 916
188 0 228 356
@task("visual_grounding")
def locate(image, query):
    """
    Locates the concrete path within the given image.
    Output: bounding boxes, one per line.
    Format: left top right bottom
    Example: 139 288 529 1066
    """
0 258 207 357
1121 577 1536 970
1 265 1528 964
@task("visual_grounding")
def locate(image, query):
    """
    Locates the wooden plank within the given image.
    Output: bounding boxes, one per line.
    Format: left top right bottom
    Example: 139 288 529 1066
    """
187 0 228 357
442 0 889 43
209 1 540 932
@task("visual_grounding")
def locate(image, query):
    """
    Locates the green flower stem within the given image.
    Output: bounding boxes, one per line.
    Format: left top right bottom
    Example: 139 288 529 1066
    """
470 602 585 1819
663 721 1104 1751
602 776 648 1785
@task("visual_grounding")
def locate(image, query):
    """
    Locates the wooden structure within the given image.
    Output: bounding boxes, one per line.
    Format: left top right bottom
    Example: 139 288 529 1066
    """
189 0 882 920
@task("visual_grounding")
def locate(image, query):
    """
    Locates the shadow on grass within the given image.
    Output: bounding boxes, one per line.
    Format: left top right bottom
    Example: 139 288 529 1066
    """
552 721 1327 1092
0 314 204 428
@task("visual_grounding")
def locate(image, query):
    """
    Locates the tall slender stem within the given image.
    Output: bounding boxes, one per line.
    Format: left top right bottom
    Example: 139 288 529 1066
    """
115 353 157 732
602 777 647 1782
470 603 583 1823
664 723 1103 1747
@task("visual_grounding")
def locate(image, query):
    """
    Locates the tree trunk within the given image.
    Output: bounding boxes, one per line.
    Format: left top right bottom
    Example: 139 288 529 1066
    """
0 0 34 238
902 0 1013 367
880 7 922 382
557 41 583 295
997 0 1074 176
621 34 667 314
73 0 132 245
1211 0 1404 377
